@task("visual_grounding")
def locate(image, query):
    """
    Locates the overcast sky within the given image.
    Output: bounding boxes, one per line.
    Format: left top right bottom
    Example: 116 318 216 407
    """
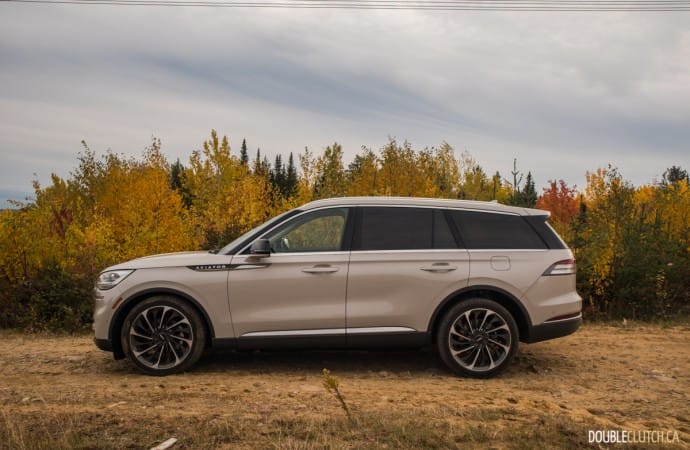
1 4 689 207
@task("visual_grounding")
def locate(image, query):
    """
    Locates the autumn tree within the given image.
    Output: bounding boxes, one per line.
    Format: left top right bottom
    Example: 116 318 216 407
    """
347 148 379 196
430 142 460 198
457 152 510 201
0 138 198 329
314 142 347 199
536 179 579 239
184 131 275 249
376 139 435 196
662 165 688 186
1 133 688 330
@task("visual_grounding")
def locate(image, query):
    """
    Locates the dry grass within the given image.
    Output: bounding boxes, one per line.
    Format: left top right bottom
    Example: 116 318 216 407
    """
1 323 689 449
1 404 595 449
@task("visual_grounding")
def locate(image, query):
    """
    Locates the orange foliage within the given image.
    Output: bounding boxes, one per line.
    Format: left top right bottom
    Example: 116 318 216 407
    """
536 180 579 226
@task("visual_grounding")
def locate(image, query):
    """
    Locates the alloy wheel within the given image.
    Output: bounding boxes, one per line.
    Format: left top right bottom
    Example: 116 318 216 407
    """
447 308 512 373
128 305 194 370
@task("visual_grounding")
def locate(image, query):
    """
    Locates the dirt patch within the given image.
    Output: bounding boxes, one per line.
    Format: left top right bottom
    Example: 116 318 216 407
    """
1 323 689 449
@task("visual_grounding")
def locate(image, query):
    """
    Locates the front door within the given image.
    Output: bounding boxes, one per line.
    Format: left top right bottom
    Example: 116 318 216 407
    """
227 207 351 348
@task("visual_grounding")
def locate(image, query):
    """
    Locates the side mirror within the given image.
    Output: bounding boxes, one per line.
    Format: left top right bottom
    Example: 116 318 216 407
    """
249 238 271 257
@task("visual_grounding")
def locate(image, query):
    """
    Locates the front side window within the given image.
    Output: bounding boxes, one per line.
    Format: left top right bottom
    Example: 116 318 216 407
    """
263 208 349 253
220 209 299 254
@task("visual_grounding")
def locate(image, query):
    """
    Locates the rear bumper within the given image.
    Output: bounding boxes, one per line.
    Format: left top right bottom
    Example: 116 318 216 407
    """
524 314 581 343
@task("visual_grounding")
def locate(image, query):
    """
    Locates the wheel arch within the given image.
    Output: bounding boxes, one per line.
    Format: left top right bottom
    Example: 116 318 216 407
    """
428 285 533 345
109 288 215 359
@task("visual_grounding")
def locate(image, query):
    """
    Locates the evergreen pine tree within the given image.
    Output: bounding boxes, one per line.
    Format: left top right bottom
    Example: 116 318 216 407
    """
169 158 192 208
252 148 270 179
262 156 271 174
271 154 286 195
170 158 185 192
285 152 298 197
522 171 538 207
492 171 502 200
240 139 249 166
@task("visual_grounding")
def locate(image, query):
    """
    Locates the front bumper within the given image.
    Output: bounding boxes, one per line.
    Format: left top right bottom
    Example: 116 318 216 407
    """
94 337 113 352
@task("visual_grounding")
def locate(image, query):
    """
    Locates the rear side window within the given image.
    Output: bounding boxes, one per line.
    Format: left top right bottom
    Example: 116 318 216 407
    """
355 207 458 251
449 210 547 250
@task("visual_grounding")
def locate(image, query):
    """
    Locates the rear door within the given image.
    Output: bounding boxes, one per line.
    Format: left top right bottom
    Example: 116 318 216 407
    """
346 207 470 339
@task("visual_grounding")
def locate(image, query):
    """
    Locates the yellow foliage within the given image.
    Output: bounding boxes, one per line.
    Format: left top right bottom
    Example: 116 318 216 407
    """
2 133 688 328
184 130 274 249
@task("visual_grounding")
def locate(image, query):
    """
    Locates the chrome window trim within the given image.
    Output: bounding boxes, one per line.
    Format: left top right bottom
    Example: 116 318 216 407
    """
302 200 524 217
236 204 534 256
356 204 520 216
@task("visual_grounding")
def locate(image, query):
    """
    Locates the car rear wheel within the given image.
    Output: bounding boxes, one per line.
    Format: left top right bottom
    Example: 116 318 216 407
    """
121 296 206 376
437 298 518 378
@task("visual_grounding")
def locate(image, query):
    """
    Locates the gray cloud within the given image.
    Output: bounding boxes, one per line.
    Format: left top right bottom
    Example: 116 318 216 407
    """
1 5 688 203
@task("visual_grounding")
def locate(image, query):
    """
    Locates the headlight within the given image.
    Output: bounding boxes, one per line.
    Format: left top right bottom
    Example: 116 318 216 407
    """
97 270 134 290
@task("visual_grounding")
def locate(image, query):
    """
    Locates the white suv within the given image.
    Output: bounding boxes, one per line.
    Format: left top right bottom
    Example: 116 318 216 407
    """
94 197 581 377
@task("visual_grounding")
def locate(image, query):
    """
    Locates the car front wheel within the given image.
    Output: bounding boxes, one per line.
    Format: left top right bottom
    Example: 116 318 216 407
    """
437 298 518 378
121 296 206 376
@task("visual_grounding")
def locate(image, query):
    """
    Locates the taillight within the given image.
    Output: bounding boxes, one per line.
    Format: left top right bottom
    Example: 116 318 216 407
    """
543 259 576 276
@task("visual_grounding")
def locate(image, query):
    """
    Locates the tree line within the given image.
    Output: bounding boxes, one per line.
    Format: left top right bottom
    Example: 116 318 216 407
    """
0 130 687 330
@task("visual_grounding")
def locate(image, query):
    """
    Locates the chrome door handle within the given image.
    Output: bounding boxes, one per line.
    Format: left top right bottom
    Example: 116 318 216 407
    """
302 265 339 274
420 263 458 273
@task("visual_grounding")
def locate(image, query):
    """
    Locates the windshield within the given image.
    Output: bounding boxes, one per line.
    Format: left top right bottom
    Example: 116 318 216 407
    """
218 209 300 255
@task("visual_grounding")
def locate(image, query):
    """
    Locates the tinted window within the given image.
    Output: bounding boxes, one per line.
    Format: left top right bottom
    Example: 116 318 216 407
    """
357 207 430 250
356 207 458 251
264 208 349 253
450 210 547 250
524 215 566 249
434 209 458 249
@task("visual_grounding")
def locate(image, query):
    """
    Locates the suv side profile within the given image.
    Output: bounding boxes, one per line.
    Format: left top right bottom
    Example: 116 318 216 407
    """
93 197 581 377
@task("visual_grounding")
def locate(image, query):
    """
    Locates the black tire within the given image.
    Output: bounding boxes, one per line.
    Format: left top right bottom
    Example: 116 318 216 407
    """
121 296 206 376
437 298 518 378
